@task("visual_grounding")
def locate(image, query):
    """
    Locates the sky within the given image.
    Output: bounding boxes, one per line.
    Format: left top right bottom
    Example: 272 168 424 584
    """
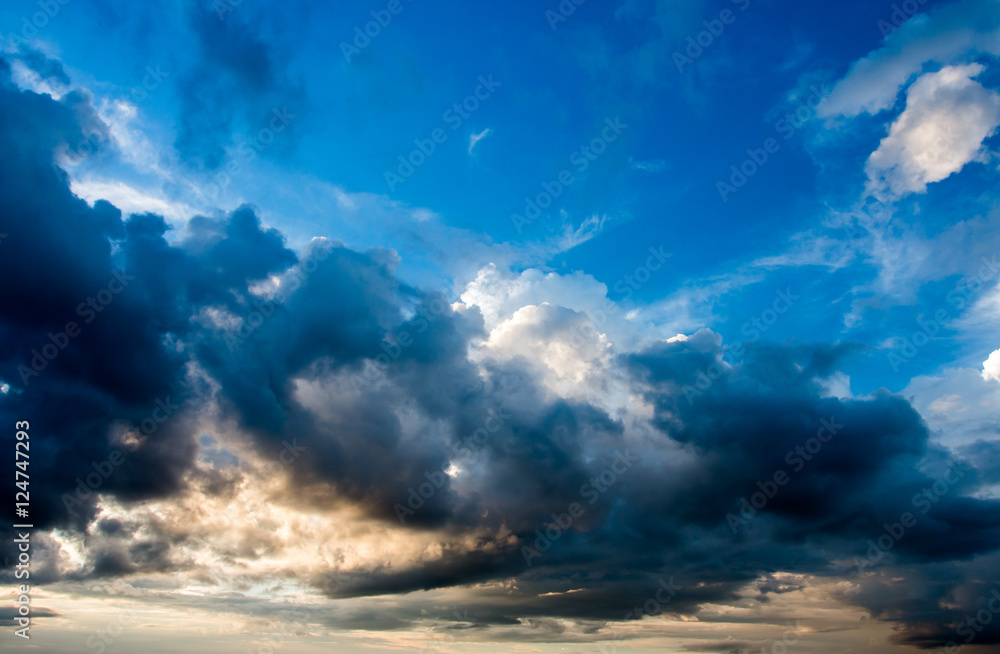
1 0 1000 652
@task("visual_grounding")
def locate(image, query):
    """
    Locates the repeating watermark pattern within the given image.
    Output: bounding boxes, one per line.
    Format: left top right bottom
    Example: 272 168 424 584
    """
898 124 957 190
774 86 829 142
362 246 660 391
596 592 802 654
611 246 672 301
60 396 179 516
595 577 683 653
521 449 638 566
384 75 502 191
682 288 799 404
661 622 801 654
727 416 843 533
854 460 970 571
860 122 956 202
340 0 416 62
673 0 753 73
842 126 956 244
887 255 999 372
222 441 309 528
623 577 681 620
955 588 1000 648
349 295 454 389
611 622 800 654
394 404 511 523
877 0 930 37
128 65 169 104
17 270 135 387
224 244 332 352
414 609 478 654
840 203 890 243
86 604 140 653
753 623 804 654
545 0 587 31
0 0 71 46
511 117 628 234
51 124 106 170
212 0 243 21
717 85 827 202
560 244 670 354
197 106 296 202
245 606 316 654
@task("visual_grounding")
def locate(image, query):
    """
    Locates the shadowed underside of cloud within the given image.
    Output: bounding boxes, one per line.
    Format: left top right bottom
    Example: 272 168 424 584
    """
2 57 1000 650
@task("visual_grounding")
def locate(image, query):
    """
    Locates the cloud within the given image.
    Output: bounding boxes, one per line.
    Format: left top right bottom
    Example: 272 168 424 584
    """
468 127 493 154
609 0 708 86
17 47 70 85
4 53 1000 651
174 2 304 170
557 213 613 251
460 264 611 334
818 0 1000 118
985 348 1000 382
70 179 197 224
903 366 1000 449
628 156 666 172
865 63 1000 197
480 303 614 404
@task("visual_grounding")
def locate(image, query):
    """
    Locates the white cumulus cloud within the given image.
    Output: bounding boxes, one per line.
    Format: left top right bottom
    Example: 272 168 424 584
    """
865 63 1000 197
984 348 1000 382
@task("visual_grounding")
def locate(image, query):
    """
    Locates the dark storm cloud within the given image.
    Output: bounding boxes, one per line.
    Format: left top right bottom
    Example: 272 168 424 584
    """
2 54 1000 651
0 59 303 540
621 336 1000 646
313 334 1000 638
623 338 968 546
840 554 1000 649
958 439 1000 485
0 63 190 533
180 207 297 288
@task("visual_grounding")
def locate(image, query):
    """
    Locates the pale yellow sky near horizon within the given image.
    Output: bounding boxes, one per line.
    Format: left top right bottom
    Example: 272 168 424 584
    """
2 574 930 654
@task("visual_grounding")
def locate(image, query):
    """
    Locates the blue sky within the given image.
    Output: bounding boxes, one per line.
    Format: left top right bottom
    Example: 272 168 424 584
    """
5 0 994 395
2 0 1000 652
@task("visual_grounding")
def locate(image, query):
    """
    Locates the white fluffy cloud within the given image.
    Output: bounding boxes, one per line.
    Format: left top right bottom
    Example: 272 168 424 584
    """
865 63 1000 196
71 178 197 225
985 348 1000 382
481 303 616 404
460 264 611 333
818 0 1000 118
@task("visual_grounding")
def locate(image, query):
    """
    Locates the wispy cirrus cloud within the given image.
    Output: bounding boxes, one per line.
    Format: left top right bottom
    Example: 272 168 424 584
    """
468 127 493 154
